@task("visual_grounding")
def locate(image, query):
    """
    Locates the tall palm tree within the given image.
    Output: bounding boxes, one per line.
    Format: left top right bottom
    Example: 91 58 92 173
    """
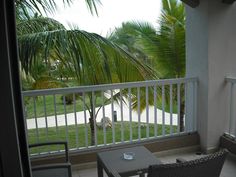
148 0 185 78
108 22 155 65
16 0 157 145
144 0 186 131
109 0 186 131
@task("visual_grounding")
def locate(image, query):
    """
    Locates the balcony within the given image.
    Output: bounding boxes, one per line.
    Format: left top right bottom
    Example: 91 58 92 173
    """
22 78 198 174
3 1 236 176
21 77 236 176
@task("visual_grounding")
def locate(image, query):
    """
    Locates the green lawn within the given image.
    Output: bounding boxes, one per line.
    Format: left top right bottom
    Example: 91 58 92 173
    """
24 94 109 119
28 122 177 154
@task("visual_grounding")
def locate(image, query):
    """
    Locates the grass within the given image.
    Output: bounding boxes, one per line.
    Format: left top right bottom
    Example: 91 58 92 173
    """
24 94 109 119
28 122 177 154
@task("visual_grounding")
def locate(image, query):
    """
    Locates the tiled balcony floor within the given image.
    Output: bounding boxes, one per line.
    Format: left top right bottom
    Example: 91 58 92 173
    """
72 149 236 177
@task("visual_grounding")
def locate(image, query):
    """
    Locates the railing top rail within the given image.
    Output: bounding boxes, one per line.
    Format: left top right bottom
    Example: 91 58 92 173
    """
22 77 198 97
225 77 236 84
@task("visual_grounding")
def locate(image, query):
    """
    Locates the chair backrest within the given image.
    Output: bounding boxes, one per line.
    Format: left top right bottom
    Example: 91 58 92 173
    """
29 141 72 177
147 149 228 177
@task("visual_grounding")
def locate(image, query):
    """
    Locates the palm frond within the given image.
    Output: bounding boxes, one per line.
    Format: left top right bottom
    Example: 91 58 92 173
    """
15 0 101 16
17 16 65 36
135 0 185 78
18 29 157 85
108 21 159 74
156 0 185 78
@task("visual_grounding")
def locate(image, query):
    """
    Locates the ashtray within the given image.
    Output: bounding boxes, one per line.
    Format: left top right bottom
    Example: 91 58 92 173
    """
123 152 135 160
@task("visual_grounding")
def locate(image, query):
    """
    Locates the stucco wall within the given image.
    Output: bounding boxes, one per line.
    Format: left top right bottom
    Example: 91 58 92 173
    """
186 0 236 151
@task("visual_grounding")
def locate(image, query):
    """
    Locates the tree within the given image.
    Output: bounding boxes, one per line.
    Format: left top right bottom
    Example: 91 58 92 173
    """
17 15 69 90
16 0 157 145
109 0 186 131
108 22 154 65
145 0 186 131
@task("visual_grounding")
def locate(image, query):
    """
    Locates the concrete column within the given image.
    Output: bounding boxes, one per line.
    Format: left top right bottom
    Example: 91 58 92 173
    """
186 0 236 152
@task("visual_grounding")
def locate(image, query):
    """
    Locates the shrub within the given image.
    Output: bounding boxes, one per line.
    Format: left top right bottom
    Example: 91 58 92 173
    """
61 93 81 105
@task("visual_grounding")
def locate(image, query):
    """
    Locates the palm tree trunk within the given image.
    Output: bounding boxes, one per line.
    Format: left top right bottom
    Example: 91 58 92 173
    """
89 95 96 146
180 101 185 132
89 116 95 146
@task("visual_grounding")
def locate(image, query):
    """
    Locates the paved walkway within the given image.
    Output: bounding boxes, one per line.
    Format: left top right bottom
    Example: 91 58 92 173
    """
26 103 178 129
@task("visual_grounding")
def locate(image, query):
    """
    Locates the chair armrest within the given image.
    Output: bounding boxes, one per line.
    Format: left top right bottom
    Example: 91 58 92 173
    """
176 158 187 163
29 141 68 149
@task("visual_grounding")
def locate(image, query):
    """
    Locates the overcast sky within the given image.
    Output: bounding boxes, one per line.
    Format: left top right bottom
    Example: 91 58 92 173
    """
47 0 162 37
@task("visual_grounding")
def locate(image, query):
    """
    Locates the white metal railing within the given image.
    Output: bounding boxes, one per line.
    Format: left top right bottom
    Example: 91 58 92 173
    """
22 77 198 155
225 77 236 139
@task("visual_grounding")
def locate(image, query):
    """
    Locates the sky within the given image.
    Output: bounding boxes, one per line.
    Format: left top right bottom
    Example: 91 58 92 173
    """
47 0 162 37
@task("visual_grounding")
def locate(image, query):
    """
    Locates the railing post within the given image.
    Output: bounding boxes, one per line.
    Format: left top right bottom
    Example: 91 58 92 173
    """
225 77 236 138
185 81 195 132
194 80 198 132
229 82 235 135
177 83 181 133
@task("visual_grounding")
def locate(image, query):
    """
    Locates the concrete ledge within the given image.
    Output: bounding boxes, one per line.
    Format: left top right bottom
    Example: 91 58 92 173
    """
203 146 220 154
220 135 236 154
153 145 200 157
31 132 199 166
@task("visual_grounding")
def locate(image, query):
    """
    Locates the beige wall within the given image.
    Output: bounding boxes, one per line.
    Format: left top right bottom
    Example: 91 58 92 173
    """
186 0 236 152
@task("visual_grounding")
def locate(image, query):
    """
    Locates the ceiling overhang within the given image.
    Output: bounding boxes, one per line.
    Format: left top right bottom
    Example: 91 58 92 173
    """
222 0 236 4
181 0 236 8
181 0 200 8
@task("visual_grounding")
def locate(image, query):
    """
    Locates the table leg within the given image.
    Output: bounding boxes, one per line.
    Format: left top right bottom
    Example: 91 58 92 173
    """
139 174 145 177
97 158 103 177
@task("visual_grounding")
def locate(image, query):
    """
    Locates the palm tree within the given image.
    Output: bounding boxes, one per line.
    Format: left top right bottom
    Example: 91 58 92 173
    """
145 0 185 131
109 0 186 131
16 0 157 145
150 0 185 78
108 22 154 65
17 14 68 90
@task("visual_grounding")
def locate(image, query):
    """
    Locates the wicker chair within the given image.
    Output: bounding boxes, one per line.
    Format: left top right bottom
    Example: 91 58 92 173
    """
147 149 228 177
29 141 72 177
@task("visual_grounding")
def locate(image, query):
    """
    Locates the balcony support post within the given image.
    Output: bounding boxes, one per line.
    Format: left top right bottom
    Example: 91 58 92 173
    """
186 0 236 153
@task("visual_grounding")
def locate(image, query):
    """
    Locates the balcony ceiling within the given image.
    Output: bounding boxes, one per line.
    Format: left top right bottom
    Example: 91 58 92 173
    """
181 0 200 8
222 0 236 4
181 0 236 8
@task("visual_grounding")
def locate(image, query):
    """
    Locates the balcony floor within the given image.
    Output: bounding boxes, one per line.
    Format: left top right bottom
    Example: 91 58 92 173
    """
72 149 236 177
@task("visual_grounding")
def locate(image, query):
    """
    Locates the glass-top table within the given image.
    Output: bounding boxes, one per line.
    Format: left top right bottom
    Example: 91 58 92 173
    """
97 146 161 177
